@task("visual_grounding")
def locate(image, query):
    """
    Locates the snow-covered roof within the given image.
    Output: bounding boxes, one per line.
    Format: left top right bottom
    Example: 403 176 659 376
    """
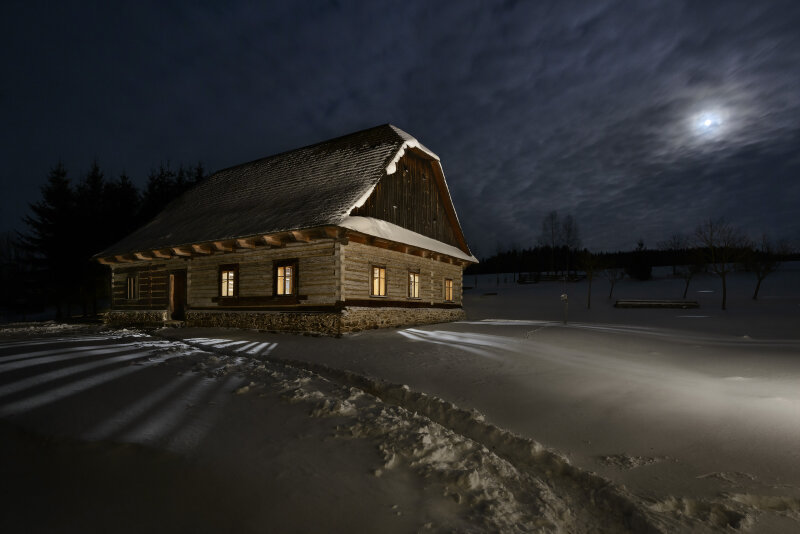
340 216 478 263
99 124 473 259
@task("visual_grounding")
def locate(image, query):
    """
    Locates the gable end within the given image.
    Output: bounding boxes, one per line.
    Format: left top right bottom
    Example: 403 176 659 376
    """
350 150 467 251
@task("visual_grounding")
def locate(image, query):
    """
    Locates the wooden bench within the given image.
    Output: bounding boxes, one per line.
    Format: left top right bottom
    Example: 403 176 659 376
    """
614 299 699 309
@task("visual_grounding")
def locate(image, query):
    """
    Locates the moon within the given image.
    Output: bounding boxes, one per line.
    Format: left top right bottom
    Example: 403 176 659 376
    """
691 109 726 139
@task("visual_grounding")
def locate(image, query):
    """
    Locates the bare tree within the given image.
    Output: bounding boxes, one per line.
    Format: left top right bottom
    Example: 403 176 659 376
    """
694 218 749 310
658 232 689 275
561 214 581 276
537 210 560 274
579 250 598 309
677 259 704 299
605 268 625 299
745 234 787 300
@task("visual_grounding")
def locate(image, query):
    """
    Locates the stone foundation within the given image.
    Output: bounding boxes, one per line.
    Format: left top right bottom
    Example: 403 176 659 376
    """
105 310 168 327
106 306 465 335
339 306 465 332
185 310 341 335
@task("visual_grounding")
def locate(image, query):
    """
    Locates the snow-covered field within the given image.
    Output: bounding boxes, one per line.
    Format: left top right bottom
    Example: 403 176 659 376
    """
1 264 799 532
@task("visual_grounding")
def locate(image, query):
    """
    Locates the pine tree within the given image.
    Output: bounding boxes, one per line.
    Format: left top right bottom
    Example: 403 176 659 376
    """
19 163 78 319
103 172 141 239
75 161 109 316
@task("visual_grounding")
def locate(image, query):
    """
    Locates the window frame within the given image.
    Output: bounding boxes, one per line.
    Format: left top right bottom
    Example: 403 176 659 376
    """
408 270 421 299
370 265 387 297
444 278 454 302
125 273 139 300
218 263 239 298
274 258 299 297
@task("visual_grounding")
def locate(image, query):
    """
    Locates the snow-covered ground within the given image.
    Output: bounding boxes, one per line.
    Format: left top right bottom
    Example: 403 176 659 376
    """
1 263 799 532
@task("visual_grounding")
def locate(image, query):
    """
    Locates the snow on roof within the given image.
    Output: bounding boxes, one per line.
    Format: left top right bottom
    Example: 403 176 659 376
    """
98 125 405 256
98 124 472 259
339 216 478 263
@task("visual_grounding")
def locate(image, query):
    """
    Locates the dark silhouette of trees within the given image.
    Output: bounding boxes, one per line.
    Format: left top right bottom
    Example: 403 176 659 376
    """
13 160 205 321
18 163 78 319
625 239 652 281
139 163 205 226
0 231 41 320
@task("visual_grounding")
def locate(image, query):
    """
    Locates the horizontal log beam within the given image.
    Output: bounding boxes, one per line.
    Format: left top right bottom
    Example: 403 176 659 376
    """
134 252 154 261
262 235 285 247
291 230 312 243
214 241 234 252
192 244 213 255
236 238 258 249
323 227 345 239
152 249 172 259
171 247 192 257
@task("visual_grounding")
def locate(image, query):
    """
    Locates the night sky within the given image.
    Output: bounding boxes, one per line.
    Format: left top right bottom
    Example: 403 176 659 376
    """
3 1 799 256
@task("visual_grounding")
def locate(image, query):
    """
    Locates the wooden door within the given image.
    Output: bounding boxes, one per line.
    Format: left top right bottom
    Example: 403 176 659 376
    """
169 270 187 320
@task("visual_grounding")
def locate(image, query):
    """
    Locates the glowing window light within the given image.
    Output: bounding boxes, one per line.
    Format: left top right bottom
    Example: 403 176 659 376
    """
277 265 293 295
371 266 387 296
408 271 420 298
221 269 235 297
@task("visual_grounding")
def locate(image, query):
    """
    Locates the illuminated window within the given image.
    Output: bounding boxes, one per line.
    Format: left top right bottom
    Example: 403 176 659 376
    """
126 275 138 300
444 278 453 301
408 271 420 298
219 264 238 297
275 259 298 296
371 266 386 296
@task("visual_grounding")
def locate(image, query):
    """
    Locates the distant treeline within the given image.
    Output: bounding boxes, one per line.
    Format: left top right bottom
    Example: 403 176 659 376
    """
466 245 798 277
466 234 797 310
1 161 206 321
466 246 701 276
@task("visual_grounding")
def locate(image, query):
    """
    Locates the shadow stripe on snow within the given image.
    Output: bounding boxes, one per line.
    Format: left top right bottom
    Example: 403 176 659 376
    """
173 336 676 533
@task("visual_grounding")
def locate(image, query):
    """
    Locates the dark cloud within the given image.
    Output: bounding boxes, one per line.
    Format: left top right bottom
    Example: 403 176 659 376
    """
2 0 799 255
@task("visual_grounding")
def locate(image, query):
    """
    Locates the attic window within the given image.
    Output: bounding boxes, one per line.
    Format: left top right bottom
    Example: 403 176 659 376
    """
219 264 238 298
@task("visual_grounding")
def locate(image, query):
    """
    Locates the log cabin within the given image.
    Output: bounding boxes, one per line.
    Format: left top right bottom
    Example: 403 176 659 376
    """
95 124 477 334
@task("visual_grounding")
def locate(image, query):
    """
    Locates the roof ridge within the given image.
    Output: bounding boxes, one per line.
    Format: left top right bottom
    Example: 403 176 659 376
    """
210 123 405 176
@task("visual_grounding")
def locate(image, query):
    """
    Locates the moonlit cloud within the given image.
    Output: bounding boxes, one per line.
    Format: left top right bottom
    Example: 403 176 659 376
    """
2 0 799 254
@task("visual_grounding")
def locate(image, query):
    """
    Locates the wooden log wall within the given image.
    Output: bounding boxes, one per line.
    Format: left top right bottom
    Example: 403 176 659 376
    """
342 241 463 305
187 240 338 308
350 151 461 249
111 259 186 310
110 238 463 313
